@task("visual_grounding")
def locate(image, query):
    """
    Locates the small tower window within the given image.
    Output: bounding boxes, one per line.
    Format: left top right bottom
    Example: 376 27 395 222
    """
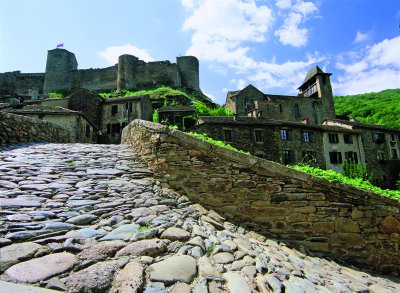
294 104 300 119
322 75 326 85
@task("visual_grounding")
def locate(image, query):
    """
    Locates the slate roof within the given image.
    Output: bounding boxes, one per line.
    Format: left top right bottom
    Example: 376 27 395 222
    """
8 105 81 115
105 94 149 104
158 106 196 112
324 119 400 132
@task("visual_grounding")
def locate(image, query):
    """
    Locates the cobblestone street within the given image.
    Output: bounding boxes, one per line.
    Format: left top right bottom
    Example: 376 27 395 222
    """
0 143 399 292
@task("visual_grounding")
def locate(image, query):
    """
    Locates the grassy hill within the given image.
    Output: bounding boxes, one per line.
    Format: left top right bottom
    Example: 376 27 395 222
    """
334 89 400 129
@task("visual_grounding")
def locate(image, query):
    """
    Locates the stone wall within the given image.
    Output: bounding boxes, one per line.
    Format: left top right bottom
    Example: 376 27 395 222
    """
122 120 400 275
0 71 45 95
77 66 118 90
0 112 71 146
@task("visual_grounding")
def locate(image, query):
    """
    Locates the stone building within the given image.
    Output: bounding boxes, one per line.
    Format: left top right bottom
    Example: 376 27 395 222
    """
225 66 335 124
196 66 399 188
100 95 153 144
157 106 196 129
324 119 400 188
7 105 94 143
196 116 364 170
0 48 201 95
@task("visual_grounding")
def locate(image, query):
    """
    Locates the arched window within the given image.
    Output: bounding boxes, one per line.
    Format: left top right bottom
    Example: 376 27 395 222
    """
294 104 300 119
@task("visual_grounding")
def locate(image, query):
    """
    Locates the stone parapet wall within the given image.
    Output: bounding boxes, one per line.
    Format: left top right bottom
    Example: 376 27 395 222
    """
122 120 400 275
0 112 71 146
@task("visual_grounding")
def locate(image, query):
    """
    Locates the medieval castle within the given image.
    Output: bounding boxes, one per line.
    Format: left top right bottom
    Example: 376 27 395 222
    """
0 48 200 95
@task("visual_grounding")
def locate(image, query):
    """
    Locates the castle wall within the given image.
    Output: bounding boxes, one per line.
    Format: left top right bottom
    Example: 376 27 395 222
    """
77 66 117 90
177 56 200 91
122 120 400 276
0 72 45 94
43 49 77 94
135 61 181 89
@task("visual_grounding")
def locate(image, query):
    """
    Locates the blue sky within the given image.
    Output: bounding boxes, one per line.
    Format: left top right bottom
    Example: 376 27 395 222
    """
1 0 399 105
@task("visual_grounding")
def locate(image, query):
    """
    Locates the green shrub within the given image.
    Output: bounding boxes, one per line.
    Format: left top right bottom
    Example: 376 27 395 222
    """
342 160 370 181
187 132 249 154
290 164 400 201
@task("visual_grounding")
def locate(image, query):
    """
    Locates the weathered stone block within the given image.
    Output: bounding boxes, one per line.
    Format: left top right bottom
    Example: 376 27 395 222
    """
314 222 335 234
287 213 309 223
351 210 364 220
256 184 282 194
335 218 360 233
380 216 400 234
294 206 316 214
330 233 363 246
264 207 289 216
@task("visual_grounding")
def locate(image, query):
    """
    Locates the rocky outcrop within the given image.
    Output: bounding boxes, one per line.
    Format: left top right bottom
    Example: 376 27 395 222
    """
122 119 400 276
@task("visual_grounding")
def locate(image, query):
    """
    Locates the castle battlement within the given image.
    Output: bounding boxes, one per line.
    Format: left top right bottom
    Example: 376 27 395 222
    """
0 48 200 95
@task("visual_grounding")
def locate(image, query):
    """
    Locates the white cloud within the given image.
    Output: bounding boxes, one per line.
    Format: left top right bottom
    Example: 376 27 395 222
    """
182 0 274 67
353 31 372 44
274 1 318 47
98 44 154 65
274 12 308 47
204 91 216 102
334 36 400 95
181 0 327 98
276 0 292 10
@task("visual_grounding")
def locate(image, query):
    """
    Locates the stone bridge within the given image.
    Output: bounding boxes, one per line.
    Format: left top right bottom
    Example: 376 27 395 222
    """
0 143 399 292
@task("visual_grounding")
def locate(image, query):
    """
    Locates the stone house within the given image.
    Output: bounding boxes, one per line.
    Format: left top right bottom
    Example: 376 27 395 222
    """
157 106 196 129
324 119 400 188
7 105 94 143
100 95 153 144
224 66 335 124
15 89 153 144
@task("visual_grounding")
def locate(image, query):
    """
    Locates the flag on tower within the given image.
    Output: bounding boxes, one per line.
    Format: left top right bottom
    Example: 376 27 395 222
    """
56 43 64 48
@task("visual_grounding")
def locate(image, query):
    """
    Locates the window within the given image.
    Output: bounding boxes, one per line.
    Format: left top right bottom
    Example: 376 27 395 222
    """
281 129 288 141
111 105 118 115
282 150 293 165
343 134 353 144
328 133 339 143
329 151 342 164
106 124 111 134
85 124 90 138
254 129 263 142
111 123 121 134
372 132 384 143
392 149 399 159
223 129 232 142
390 134 396 142
121 122 127 129
279 104 283 113
322 75 326 85
80 97 88 108
294 104 300 119
377 152 385 161
174 115 181 125
345 151 358 163
302 131 311 142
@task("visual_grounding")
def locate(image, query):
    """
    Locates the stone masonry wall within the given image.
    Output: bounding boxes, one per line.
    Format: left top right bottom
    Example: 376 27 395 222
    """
0 112 71 146
122 120 400 275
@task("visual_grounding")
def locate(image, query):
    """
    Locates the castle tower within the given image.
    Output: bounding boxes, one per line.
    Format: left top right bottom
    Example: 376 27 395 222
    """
298 66 335 122
177 56 200 91
43 48 78 94
117 55 138 91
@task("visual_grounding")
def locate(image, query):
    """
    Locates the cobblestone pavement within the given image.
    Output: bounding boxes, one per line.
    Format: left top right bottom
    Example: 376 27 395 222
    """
0 143 399 292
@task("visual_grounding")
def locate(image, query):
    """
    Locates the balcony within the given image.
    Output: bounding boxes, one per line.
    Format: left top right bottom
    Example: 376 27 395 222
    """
302 83 318 97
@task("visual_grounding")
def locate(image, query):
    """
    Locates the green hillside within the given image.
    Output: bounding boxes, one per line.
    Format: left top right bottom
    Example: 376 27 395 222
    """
334 89 400 129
